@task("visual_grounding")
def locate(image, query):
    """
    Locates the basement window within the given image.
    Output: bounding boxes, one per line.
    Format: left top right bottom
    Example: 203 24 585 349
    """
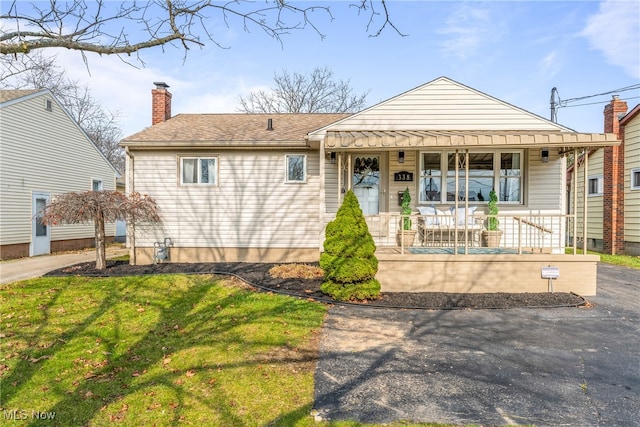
588 175 603 196
632 169 640 190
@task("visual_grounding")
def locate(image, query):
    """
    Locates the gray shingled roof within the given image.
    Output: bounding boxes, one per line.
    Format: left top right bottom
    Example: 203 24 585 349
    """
0 89 40 104
121 113 350 146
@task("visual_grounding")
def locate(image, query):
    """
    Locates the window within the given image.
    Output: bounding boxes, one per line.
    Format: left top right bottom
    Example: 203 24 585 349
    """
588 175 603 196
419 151 522 204
45 99 52 111
181 157 217 185
632 169 640 190
92 179 103 191
285 154 306 183
499 153 521 202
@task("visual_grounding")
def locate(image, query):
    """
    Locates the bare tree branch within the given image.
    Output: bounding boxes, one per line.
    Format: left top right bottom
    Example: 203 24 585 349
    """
1 1 401 59
238 66 370 113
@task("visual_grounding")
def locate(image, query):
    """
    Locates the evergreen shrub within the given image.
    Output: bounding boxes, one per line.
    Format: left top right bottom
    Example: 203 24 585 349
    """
320 190 381 301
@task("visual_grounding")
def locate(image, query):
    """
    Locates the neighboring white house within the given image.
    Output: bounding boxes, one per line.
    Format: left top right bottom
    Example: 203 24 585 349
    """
121 78 619 295
569 98 640 256
0 89 119 259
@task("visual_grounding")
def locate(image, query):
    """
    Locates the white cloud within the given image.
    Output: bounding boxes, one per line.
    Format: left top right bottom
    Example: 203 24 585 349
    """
539 50 562 79
581 0 640 78
52 49 252 136
438 5 494 60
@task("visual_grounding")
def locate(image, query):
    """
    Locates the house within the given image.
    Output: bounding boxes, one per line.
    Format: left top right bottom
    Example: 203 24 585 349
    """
569 97 640 256
121 78 619 295
0 89 119 260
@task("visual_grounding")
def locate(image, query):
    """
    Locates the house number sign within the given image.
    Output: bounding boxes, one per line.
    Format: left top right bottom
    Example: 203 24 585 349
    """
394 171 414 182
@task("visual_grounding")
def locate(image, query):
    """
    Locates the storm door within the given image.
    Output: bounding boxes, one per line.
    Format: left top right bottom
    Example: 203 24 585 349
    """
32 192 51 256
352 156 380 215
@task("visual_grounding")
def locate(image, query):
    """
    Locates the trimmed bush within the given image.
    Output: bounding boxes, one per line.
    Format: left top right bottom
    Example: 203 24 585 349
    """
320 190 380 301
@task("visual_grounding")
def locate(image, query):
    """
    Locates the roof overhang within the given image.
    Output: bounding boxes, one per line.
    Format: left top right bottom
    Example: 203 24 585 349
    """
324 130 620 150
120 140 314 150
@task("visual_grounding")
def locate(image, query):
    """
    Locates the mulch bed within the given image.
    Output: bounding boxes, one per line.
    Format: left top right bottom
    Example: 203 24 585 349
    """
45 261 587 310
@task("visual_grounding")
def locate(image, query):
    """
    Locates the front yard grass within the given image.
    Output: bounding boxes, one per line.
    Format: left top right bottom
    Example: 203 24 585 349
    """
1 274 328 426
0 274 450 427
566 248 640 269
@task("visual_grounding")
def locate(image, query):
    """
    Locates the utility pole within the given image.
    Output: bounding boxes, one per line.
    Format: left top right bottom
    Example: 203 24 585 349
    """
550 87 558 122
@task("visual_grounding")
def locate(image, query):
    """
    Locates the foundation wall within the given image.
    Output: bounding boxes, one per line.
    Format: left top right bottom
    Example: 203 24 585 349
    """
377 253 600 296
134 246 320 265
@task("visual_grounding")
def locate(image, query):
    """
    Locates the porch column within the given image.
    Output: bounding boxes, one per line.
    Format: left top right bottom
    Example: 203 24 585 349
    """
582 149 589 255
454 150 459 254
573 148 578 254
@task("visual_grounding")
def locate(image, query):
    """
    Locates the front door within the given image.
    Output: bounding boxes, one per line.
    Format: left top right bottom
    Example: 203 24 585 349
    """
352 156 380 215
31 193 50 256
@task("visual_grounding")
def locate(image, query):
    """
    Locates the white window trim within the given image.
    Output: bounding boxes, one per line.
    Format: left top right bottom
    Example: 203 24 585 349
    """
91 179 103 191
284 154 307 183
631 168 640 191
587 175 604 197
418 149 523 205
179 156 219 186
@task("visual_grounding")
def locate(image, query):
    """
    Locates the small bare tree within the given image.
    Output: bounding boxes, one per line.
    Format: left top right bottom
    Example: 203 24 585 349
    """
42 191 161 270
1 1 402 60
238 66 369 113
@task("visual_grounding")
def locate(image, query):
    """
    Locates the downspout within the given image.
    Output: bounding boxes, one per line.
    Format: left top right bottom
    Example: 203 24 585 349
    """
125 147 136 265
318 138 326 255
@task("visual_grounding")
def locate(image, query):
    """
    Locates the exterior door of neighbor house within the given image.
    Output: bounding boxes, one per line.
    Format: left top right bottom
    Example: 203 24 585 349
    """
31 192 51 256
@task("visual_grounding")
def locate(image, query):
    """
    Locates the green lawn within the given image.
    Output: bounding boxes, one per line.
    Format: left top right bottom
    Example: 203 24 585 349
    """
566 248 640 269
0 274 450 427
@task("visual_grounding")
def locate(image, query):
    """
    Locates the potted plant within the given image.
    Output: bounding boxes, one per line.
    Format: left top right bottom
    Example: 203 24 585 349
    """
396 188 417 247
482 189 503 247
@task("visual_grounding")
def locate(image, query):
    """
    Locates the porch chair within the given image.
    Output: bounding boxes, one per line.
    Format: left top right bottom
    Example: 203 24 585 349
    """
417 206 483 247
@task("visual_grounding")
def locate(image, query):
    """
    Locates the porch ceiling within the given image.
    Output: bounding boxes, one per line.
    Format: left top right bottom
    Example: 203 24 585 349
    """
324 130 620 150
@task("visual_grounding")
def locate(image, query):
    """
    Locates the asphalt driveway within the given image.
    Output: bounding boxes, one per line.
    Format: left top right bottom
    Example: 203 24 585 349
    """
314 263 640 426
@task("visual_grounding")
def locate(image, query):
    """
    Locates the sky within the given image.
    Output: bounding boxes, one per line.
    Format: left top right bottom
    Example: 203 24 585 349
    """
11 0 640 138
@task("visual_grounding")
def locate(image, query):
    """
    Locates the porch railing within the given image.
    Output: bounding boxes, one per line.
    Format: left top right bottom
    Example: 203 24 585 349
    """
365 212 579 255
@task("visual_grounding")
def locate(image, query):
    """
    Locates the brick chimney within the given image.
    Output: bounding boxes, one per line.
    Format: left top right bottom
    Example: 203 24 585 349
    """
602 95 627 254
152 82 172 125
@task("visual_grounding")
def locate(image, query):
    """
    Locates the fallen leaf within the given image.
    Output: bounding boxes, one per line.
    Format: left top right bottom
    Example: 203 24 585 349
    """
185 370 195 377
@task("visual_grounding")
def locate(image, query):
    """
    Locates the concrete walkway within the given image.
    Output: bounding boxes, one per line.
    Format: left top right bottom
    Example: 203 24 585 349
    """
314 263 640 426
0 245 128 285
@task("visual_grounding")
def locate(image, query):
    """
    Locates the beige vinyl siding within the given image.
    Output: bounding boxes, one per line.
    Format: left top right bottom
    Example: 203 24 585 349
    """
0 92 116 246
324 161 339 214
574 150 604 240
527 149 564 212
624 114 640 243
327 78 569 132
132 150 322 248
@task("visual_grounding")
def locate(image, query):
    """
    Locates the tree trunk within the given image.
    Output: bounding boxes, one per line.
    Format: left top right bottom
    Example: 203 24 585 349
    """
128 215 136 265
95 212 106 270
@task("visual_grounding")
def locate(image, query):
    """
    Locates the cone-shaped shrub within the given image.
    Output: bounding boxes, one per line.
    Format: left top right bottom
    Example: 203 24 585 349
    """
320 190 380 301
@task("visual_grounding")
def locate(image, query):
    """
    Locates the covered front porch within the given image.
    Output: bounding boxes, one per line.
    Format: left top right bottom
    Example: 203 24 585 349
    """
365 210 599 295
315 131 619 297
